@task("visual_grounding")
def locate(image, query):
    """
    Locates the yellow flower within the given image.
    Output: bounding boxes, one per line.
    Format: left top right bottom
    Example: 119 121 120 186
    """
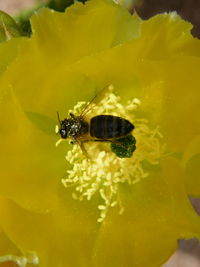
0 0 200 266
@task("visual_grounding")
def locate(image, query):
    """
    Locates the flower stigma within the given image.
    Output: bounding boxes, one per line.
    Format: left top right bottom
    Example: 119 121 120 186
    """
58 86 166 222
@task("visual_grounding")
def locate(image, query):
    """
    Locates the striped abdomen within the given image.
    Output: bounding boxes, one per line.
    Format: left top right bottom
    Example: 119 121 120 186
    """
90 115 134 139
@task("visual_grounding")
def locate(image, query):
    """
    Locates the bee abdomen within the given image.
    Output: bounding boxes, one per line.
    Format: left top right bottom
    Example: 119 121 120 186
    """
90 115 134 139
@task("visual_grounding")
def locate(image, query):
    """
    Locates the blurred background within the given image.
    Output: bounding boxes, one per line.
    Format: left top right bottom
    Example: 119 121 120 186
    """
0 0 199 266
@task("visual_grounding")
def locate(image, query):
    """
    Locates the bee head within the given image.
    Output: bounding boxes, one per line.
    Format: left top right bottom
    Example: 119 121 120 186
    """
59 122 68 139
56 112 68 139
57 112 82 139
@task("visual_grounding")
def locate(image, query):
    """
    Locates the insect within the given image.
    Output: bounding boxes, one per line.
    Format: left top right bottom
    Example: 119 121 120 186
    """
56 85 135 156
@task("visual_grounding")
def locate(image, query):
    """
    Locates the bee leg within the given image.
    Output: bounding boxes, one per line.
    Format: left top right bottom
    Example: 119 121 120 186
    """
82 139 116 144
92 139 128 149
81 139 127 148
73 138 91 159
81 139 117 145
80 142 91 159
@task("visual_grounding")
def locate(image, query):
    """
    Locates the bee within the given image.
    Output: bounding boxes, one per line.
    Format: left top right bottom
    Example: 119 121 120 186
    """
56 85 135 156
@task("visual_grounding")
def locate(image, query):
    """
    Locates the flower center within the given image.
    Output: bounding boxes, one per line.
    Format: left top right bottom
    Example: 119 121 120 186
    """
59 86 165 222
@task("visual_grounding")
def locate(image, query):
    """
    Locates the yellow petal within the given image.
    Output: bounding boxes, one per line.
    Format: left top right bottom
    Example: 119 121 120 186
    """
0 85 65 213
69 13 200 153
136 12 193 59
0 38 22 76
30 0 140 66
0 221 33 266
0 0 199 266
185 153 200 197
0 0 140 116
160 56 200 152
92 158 200 267
0 196 99 267
0 228 21 256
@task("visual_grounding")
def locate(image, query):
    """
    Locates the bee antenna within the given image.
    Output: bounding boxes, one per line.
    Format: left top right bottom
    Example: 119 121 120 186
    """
57 111 61 125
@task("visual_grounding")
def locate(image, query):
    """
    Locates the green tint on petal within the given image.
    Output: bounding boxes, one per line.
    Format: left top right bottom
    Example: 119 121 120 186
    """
92 158 200 267
25 111 57 135
0 11 21 42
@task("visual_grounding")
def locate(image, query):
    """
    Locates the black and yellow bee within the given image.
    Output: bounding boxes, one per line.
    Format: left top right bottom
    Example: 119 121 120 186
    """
56 85 136 157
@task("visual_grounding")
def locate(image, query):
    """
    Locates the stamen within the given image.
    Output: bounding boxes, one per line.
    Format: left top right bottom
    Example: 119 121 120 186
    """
60 87 165 222
68 102 86 116
55 138 64 147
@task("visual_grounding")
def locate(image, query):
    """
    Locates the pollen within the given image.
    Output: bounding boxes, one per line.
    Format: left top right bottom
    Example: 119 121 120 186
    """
55 125 59 134
61 86 166 222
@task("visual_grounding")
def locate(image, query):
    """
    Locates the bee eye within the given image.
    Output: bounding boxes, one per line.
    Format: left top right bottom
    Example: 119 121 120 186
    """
60 129 67 139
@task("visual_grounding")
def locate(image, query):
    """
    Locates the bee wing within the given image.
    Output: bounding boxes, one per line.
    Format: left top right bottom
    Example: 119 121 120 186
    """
80 84 112 119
